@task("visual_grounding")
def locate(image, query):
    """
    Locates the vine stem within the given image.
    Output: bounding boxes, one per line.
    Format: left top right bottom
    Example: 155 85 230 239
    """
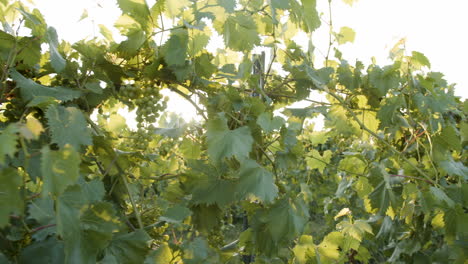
389 174 433 185
117 165 143 229
325 91 436 186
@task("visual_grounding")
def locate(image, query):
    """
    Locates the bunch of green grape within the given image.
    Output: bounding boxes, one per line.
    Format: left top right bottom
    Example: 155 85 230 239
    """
119 82 168 150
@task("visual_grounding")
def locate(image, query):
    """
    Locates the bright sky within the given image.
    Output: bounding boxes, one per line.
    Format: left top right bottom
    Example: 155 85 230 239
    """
32 0 468 124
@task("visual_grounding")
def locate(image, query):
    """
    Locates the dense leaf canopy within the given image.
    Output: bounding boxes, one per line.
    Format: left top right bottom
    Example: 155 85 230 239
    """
0 0 466 263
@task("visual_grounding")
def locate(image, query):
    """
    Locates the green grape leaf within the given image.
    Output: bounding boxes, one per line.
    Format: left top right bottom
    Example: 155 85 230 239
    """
164 0 190 18
117 29 146 58
300 0 321 33
430 187 455 208
217 0 236 13
46 27 66 73
377 96 403 128
27 196 56 241
103 230 151 264
160 205 192 224
10 70 82 102
45 105 93 150
182 237 218 264
206 114 254 163
17 6 47 36
0 168 23 227
16 36 41 67
80 178 106 202
272 0 290 9
18 237 65 264
41 145 80 197
144 243 173 264
192 178 238 206
337 220 373 242
368 65 400 97
28 196 55 225
26 96 58 109
98 24 114 41
191 204 222 233
292 235 315 264
188 31 210 57
411 51 431 68
57 186 119 264
337 26 356 45
0 124 19 165
222 14 260 51
253 198 309 245
180 138 201 159
434 125 462 152
163 28 188 66
369 181 395 215
237 160 278 203
439 159 468 180
117 0 150 30
306 149 332 173
257 112 285 133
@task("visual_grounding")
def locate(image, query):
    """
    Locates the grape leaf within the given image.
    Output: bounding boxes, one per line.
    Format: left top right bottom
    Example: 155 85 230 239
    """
117 29 146 58
299 0 321 33
103 230 151 264
164 0 190 18
222 14 260 51
10 70 82 102
117 0 150 30
257 112 285 133
206 114 254 163
439 159 468 180
41 145 80 197
306 149 332 173
337 220 373 242
0 168 23 227
46 27 66 73
369 181 395 215
0 124 19 165
192 178 238 206
182 237 219 264
45 105 92 150
57 186 119 264
411 51 431 68
217 0 236 13
27 196 56 241
144 243 173 264
236 160 278 203
337 26 356 45
16 37 41 67
18 237 65 264
253 198 309 246
163 28 188 66
160 205 192 224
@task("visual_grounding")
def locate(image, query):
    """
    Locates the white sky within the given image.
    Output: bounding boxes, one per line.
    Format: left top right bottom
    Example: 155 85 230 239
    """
32 0 467 124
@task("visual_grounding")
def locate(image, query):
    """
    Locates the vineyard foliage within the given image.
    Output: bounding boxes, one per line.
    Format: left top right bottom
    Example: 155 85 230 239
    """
0 0 467 263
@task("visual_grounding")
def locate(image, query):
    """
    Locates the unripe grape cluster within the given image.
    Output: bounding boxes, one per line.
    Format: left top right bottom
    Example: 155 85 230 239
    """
118 82 168 150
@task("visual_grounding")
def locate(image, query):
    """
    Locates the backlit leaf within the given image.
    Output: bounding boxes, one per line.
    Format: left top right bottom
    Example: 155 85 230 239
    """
45 105 92 150
41 145 80 196
237 159 278 203
206 114 254 163
0 168 23 227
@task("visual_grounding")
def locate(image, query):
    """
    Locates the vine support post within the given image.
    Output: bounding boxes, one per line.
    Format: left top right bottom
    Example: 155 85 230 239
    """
241 51 266 264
